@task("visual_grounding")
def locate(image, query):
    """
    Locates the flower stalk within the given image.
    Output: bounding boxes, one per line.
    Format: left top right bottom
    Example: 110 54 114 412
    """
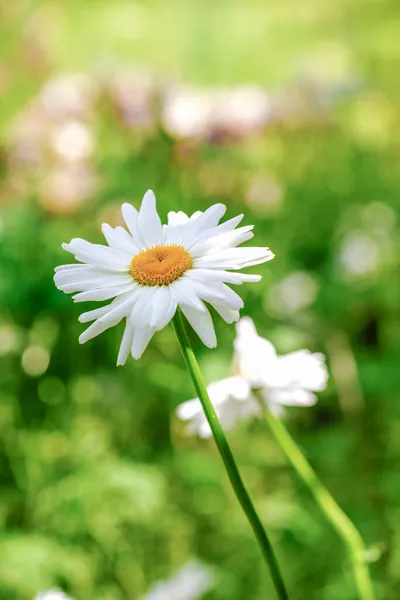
173 309 289 600
259 399 375 600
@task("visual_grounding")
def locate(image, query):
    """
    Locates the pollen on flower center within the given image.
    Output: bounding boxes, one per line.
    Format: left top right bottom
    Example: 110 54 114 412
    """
130 245 193 286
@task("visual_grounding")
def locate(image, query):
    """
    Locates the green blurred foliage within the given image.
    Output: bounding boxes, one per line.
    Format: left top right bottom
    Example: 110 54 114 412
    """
1 1 400 599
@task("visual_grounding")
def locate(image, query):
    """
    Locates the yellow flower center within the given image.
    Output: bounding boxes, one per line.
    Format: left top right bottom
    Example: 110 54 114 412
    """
130 245 193 286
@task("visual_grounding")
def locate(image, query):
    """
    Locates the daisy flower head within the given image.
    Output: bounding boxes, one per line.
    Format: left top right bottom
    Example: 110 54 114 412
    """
54 190 274 364
177 317 328 435
234 317 328 411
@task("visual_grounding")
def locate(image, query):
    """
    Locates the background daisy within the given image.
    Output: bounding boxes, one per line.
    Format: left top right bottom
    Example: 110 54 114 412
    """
177 317 328 436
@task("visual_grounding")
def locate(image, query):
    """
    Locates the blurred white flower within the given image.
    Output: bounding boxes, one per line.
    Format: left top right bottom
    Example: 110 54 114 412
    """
107 69 155 131
34 590 72 600
162 85 270 142
50 120 94 162
177 317 328 436
39 73 96 119
339 233 382 277
236 318 327 409
141 560 214 600
211 86 270 139
39 164 97 214
162 87 214 139
267 271 319 317
177 376 260 438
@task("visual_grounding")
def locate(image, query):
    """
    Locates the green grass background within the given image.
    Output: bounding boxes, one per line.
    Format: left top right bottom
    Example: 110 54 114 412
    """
0 1 400 598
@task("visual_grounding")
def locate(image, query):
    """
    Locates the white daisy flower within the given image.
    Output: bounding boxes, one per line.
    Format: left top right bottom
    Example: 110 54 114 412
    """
54 190 274 363
177 317 328 436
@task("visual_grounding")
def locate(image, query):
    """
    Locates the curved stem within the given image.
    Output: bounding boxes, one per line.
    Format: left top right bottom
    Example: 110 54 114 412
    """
261 402 375 600
173 310 289 600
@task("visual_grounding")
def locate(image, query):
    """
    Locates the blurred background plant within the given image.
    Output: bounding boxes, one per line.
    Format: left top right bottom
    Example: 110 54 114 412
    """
0 1 399 599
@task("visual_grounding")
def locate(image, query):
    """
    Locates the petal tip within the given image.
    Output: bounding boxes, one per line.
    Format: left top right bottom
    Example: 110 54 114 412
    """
142 189 156 205
121 202 137 214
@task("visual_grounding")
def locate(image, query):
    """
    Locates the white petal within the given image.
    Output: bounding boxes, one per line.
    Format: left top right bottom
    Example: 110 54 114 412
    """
198 421 213 438
54 265 125 287
234 317 278 385
117 320 134 366
219 226 254 248
98 293 137 323
167 211 189 226
276 351 328 391
78 304 114 323
137 190 163 247
189 226 254 256
149 287 178 330
181 204 227 247
129 286 158 328
121 203 146 249
186 269 259 286
72 282 136 302
164 210 204 245
194 247 274 270
233 273 262 283
102 223 139 254
55 265 112 281
189 211 203 221
164 212 192 244
55 272 133 293
78 291 138 324
183 214 244 254
131 327 155 359
163 224 186 245
264 387 318 407
78 319 114 345
78 292 134 322
211 214 244 234
180 304 217 348
192 280 244 310
78 320 108 344
176 398 203 420
78 294 136 344
62 239 131 270
55 263 89 272
177 376 256 438
210 303 240 323
170 279 206 312
236 316 258 339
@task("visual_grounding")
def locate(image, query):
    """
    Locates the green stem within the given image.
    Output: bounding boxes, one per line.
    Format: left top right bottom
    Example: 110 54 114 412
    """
173 310 289 600
260 400 375 600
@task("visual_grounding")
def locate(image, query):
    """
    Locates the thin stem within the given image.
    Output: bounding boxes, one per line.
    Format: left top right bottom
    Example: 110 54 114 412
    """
173 310 289 600
260 400 375 600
